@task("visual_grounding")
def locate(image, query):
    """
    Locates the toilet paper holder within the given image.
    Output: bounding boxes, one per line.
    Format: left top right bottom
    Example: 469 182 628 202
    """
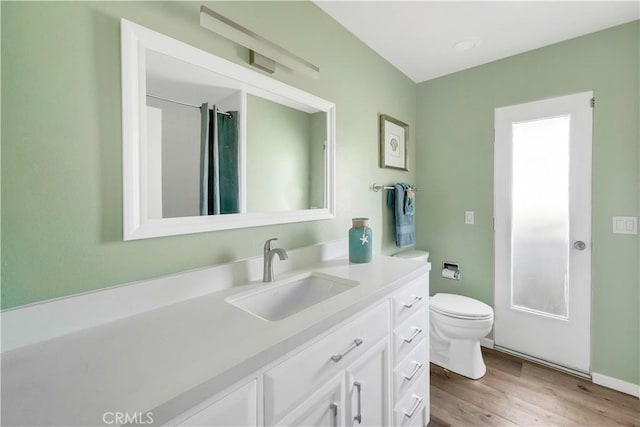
442 261 460 280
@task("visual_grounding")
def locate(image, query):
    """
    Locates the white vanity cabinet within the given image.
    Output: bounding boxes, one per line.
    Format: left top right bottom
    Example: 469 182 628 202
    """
1 247 432 427
171 271 429 427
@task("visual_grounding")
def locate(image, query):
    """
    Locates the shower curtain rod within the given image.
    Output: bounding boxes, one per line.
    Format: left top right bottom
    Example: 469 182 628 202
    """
146 94 232 116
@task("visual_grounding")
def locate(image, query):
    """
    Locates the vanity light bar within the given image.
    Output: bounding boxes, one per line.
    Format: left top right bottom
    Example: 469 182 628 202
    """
250 51 276 74
199 6 320 79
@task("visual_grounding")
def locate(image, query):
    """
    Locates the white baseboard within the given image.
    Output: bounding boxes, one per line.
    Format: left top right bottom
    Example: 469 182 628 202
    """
592 373 640 398
480 337 494 349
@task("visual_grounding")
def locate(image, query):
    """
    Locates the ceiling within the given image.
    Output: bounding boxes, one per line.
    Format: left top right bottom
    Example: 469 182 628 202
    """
314 1 640 83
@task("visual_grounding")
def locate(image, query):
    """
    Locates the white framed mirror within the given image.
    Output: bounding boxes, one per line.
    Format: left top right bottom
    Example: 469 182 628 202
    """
121 19 336 240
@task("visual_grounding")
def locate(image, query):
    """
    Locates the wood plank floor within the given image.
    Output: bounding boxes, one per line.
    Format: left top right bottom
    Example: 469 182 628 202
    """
429 348 640 427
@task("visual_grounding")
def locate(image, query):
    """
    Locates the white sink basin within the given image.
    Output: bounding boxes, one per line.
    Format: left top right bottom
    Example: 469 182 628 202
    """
226 272 359 321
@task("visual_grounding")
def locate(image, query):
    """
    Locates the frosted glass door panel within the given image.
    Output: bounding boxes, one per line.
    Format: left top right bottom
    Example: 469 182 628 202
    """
511 116 570 318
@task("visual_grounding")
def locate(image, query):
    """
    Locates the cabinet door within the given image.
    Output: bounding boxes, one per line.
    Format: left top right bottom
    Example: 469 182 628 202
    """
346 339 390 427
179 380 257 426
276 373 343 427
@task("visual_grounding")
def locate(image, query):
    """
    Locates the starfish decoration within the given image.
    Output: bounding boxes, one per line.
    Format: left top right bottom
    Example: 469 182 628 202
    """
360 233 369 245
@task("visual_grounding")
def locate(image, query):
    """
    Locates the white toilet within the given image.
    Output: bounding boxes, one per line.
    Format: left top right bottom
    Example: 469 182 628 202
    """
430 293 493 379
393 250 494 380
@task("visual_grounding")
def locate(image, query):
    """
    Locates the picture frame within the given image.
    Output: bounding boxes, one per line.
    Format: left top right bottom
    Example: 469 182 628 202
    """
379 114 409 171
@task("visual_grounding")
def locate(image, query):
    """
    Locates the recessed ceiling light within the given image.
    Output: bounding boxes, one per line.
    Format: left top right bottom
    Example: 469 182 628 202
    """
453 38 479 52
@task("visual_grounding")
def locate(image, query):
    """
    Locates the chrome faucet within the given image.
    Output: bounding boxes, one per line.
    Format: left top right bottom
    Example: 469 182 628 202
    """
263 238 288 282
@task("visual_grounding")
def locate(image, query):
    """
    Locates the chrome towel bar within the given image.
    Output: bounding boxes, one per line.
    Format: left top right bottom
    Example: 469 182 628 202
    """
371 183 418 192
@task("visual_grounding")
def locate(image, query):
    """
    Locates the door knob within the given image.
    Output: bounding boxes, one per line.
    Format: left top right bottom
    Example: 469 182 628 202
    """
573 241 586 251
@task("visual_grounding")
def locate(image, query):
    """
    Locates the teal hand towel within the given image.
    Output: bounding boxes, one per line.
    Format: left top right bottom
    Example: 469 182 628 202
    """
387 183 415 248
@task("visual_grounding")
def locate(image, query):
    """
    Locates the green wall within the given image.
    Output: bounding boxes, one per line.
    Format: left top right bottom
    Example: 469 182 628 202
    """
1 1 417 308
246 94 313 212
415 21 639 385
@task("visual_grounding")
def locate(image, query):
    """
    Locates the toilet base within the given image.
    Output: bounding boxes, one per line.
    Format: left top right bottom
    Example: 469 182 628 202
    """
431 335 487 380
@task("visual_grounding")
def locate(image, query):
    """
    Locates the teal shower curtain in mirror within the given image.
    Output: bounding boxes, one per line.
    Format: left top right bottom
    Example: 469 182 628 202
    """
217 110 239 214
200 103 239 215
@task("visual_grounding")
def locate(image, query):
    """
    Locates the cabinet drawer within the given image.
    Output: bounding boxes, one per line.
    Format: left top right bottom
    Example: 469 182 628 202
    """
264 301 390 426
393 338 427 402
393 371 427 427
392 275 427 326
393 307 427 364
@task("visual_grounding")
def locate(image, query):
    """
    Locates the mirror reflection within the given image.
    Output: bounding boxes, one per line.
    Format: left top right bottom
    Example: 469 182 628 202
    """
246 94 326 212
144 49 327 219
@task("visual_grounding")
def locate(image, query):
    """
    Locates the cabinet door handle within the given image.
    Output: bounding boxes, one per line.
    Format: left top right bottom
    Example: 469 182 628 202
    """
403 361 424 381
403 295 423 308
353 381 362 424
404 395 424 419
330 338 363 362
403 327 423 343
330 403 338 427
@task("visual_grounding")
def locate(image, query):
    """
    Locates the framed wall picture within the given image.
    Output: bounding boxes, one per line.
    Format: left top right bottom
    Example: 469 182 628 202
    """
379 114 409 170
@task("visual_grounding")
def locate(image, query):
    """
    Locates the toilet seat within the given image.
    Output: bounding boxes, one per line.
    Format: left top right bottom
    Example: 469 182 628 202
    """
430 293 493 320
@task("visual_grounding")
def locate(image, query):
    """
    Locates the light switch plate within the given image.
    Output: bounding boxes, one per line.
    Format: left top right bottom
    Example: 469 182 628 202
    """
465 211 475 225
612 216 637 234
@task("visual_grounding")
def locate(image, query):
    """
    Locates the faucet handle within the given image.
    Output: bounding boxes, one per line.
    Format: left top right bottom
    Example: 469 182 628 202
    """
264 237 278 252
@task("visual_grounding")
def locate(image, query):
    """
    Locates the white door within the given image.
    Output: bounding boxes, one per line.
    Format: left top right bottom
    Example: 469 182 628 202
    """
494 91 593 374
346 340 389 427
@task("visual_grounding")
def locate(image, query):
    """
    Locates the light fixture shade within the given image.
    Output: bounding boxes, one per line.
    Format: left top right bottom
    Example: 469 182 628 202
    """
199 6 320 78
250 50 276 74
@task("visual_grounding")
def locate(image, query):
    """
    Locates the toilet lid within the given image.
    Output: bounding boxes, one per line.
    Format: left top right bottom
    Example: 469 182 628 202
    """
430 293 493 320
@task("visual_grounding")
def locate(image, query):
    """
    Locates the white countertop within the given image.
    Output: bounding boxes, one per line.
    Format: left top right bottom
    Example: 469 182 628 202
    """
1 255 429 426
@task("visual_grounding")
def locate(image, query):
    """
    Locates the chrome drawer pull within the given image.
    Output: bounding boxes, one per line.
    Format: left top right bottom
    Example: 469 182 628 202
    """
403 295 423 308
404 395 424 418
403 361 424 381
403 327 423 343
354 381 362 424
330 403 338 427
331 338 363 362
